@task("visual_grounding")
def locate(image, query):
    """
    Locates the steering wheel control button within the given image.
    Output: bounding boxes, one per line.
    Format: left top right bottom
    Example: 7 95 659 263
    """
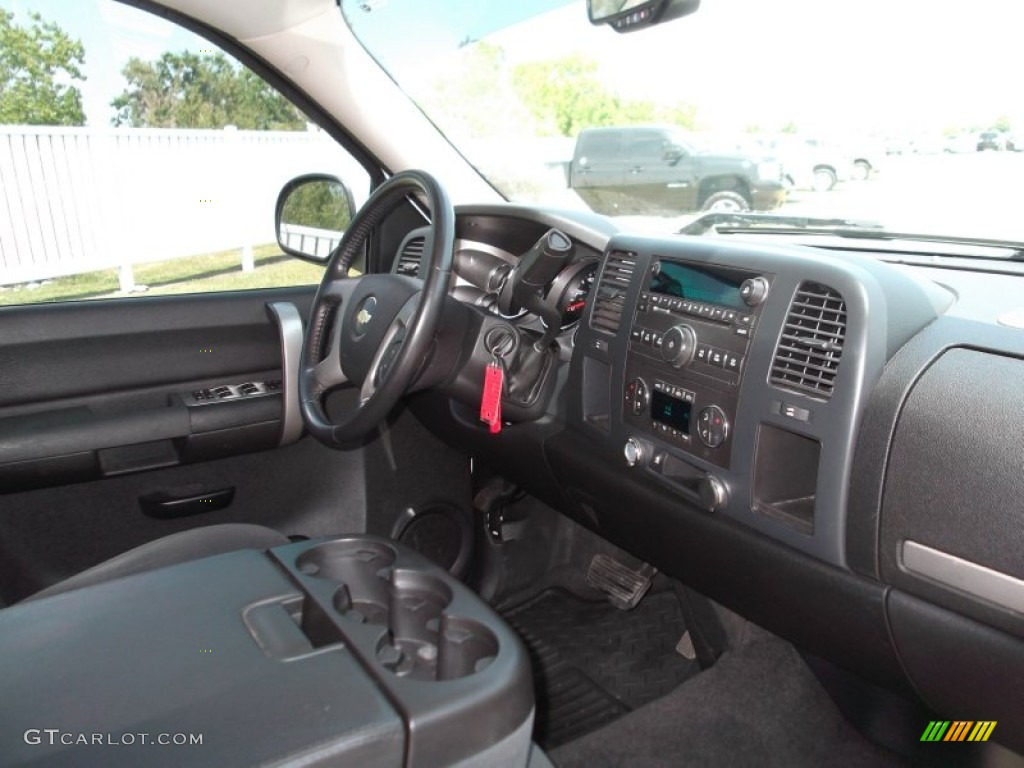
739 277 770 307
353 296 377 338
661 325 697 368
623 438 644 467
697 406 729 448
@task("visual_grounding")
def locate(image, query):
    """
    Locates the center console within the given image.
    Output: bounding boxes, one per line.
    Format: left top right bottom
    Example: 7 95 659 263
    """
0 536 535 768
624 258 771 470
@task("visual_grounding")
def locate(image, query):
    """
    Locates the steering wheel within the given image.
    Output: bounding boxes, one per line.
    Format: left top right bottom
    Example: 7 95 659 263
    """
298 170 454 447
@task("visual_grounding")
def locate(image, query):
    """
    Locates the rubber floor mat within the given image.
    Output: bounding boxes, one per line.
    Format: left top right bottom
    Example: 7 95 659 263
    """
502 588 699 749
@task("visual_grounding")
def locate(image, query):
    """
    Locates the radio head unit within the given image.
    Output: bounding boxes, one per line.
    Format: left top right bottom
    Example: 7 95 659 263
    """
624 257 773 468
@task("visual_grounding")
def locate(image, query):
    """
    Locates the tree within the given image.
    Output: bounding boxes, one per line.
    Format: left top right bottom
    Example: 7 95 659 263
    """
513 54 617 137
512 54 696 137
111 51 305 130
281 181 352 231
0 10 86 125
422 42 535 140
992 114 1012 133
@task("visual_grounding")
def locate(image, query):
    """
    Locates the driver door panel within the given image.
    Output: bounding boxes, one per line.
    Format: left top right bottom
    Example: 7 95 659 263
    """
0 287 372 603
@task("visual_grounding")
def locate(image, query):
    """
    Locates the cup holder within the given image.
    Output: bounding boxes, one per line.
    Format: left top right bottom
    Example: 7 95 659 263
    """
375 570 498 681
293 541 501 683
295 540 396 626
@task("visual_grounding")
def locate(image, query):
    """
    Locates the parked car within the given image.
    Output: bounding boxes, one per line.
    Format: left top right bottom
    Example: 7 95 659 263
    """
943 133 977 153
568 125 787 215
977 131 1006 151
751 135 856 192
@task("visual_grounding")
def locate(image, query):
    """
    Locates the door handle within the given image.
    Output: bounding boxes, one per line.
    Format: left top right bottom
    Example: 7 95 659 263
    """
629 166 645 174
139 487 235 519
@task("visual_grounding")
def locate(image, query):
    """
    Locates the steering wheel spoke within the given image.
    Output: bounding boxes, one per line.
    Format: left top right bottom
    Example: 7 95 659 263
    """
359 314 408 405
312 332 349 391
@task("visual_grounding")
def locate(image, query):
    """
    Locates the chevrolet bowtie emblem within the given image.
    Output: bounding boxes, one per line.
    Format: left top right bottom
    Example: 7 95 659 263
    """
354 296 376 337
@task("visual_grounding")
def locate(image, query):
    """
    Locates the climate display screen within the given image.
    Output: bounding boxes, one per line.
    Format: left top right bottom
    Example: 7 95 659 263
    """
651 390 691 433
650 260 747 311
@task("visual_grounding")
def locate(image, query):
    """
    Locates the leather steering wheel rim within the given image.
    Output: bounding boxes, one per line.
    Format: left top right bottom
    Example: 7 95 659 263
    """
298 170 454 447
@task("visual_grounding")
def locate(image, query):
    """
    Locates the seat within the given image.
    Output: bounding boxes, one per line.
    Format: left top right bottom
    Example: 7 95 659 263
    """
24 523 289 603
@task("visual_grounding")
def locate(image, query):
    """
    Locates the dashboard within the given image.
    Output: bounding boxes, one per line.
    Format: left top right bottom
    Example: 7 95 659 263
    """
401 203 1024 755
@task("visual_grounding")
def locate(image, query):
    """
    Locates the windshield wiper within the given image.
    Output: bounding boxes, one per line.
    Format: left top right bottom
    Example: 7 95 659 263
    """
679 211 886 236
678 212 1024 260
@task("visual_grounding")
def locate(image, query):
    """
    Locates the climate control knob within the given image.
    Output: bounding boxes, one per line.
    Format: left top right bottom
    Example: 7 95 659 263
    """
661 325 697 368
697 405 729 448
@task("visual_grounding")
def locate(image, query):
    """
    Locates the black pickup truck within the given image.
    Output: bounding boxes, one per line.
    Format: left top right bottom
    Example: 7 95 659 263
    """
569 125 787 216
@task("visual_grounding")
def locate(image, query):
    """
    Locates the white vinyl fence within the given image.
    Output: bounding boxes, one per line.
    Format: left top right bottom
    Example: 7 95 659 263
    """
279 223 344 260
0 126 369 289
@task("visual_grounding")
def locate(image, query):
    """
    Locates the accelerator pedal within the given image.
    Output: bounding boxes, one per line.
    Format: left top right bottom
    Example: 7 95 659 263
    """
585 554 656 610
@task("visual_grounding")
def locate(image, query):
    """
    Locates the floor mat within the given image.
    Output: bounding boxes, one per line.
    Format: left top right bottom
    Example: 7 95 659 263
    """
502 588 699 749
549 622 907 768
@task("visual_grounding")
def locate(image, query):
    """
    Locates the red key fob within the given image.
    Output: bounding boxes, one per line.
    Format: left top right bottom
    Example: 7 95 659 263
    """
480 361 504 434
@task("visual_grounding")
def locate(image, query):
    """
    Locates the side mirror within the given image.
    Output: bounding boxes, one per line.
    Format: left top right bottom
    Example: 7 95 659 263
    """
275 174 355 263
588 0 700 33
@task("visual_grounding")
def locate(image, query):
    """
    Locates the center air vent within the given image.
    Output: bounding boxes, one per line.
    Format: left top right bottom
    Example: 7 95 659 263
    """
769 282 846 399
395 233 426 277
590 251 636 335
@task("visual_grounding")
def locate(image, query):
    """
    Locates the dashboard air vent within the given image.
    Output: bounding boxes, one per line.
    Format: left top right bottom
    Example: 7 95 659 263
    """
590 250 636 335
395 235 426 277
769 282 846 400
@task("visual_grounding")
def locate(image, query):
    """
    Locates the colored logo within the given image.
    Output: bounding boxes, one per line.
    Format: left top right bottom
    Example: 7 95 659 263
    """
920 721 996 742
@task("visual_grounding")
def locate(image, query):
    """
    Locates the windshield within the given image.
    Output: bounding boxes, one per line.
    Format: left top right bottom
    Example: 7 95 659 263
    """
342 0 1024 242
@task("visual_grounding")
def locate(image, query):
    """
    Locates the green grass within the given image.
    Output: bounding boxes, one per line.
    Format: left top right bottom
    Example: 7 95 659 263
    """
0 243 327 306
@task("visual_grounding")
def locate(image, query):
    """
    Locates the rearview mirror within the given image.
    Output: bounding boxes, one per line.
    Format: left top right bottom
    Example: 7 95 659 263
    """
275 174 355 263
588 0 700 32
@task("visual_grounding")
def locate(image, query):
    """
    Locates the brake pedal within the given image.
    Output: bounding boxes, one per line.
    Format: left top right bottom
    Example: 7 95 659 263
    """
586 554 656 610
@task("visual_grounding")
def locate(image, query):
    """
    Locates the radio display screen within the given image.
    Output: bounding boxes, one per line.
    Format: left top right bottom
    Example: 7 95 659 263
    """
650 260 747 311
651 390 691 433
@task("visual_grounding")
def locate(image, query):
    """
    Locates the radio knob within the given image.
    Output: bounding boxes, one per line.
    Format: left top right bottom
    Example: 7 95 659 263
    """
661 325 697 368
739 277 769 307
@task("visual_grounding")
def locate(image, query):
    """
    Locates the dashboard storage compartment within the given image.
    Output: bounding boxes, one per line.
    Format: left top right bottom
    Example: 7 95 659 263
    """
878 348 1024 639
0 536 534 768
753 424 820 534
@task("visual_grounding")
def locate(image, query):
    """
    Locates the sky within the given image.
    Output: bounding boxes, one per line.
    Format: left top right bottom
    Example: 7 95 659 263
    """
9 0 1024 136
